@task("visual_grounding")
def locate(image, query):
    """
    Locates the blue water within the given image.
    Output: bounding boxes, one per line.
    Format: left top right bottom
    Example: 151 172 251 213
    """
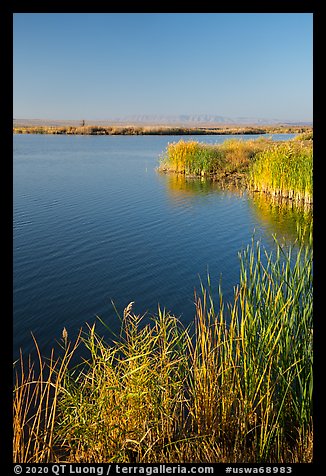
14 133 301 358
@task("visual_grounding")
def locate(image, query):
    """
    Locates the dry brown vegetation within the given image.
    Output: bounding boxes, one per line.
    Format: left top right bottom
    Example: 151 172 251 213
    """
13 124 312 136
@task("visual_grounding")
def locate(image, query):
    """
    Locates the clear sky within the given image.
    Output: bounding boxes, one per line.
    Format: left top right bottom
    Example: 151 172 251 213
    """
13 13 313 122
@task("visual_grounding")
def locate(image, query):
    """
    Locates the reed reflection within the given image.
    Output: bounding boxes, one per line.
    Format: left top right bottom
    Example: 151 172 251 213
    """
160 173 312 241
247 191 313 241
161 173 244 201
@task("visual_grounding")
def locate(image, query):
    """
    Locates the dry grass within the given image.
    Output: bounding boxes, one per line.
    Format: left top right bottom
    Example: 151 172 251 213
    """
13 332 81 462
13 124 312 136
13 231 313 463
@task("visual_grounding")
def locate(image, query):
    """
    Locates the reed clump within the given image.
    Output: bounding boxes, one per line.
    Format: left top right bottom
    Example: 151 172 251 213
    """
13 230 313 463
249 141 313 203
158 139 271 177
13 332 81 462
158 137 313 204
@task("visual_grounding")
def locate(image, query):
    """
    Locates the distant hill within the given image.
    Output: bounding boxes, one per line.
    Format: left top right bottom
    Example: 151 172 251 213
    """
13 115 312 127
107 114 312 125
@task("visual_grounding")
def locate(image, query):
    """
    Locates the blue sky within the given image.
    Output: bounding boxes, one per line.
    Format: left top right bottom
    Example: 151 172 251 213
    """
13 13 313 121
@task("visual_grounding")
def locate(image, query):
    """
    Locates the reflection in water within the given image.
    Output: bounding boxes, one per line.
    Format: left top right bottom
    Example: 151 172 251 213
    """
248 192 313 241
164 173 220 197
160 173 312 241
161 173 244 200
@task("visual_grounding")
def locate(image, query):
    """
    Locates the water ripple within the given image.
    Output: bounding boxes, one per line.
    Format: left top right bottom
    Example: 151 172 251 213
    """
14 134 300 358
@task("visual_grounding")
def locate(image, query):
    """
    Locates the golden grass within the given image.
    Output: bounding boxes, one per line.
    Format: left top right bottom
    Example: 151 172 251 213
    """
249 141 313 203
13 332 81 462
13 231 313 463
158 138 272 177
13 124 313 136
158 137 313 204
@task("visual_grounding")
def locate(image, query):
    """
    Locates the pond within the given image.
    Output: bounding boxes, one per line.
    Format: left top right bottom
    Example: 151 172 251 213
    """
13 133 311 359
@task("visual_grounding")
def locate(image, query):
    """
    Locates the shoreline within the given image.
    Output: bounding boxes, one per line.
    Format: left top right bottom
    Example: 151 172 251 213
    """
159 169 314 205
13 231 313 463
157 136 313 204
13 124 312 136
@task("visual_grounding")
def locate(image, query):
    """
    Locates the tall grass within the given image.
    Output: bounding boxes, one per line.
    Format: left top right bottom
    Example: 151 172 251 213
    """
249 142 313 203
13 231 313 463
159 138 313 204
13 332 81 462
158 139 271 177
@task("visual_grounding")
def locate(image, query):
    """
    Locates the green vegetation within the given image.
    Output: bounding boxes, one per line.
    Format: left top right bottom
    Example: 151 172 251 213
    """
158 136 313 204
158 139 271 176
14 230 313 463
249 142 312 203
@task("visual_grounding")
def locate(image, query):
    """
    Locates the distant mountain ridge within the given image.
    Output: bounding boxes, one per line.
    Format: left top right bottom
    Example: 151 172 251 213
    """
105 114 312 126
13 115 312 127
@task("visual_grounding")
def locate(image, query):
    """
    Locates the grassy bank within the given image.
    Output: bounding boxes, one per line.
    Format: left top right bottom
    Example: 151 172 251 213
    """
158 138 271 176
249 142 312 203
13 124 312 136
158 137 313 203
13 231 313 463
